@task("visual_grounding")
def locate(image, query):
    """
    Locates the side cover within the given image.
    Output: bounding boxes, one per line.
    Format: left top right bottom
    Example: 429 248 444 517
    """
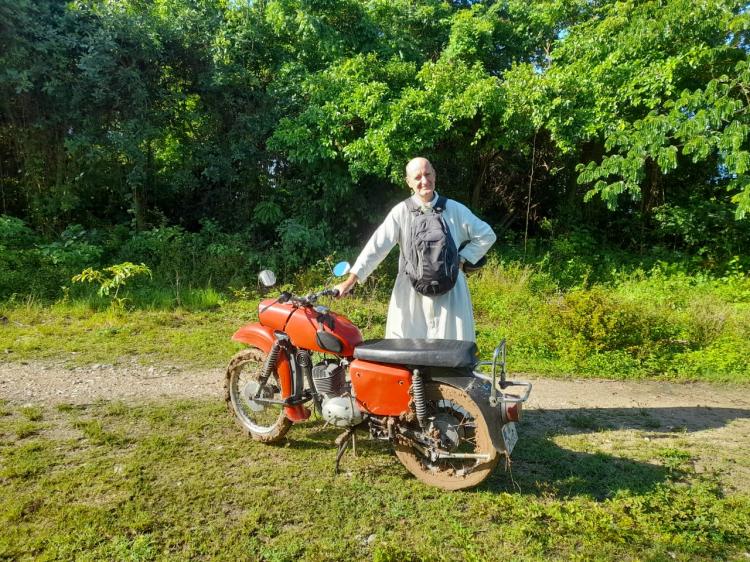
349 359 412 416
231 323 310 422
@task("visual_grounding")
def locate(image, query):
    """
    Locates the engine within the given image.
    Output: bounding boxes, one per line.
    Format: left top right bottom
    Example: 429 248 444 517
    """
311 360 362 427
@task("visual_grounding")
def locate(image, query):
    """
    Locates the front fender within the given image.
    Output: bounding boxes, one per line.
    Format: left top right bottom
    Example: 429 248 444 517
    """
231 323 310 422
427 372 511 454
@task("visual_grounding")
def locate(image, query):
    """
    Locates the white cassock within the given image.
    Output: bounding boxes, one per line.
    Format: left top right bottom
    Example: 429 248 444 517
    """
350 192 496 342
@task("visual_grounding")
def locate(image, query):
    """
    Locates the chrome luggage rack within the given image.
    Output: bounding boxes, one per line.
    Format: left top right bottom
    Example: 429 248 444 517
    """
475 339 532 407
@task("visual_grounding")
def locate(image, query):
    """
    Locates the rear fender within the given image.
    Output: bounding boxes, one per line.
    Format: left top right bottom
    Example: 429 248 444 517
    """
427 371 509 454
231 323 310 422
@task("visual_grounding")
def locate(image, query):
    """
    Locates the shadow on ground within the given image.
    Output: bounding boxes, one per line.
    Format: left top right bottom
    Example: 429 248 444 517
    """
480 406 750 498
480 435 671 499
532 406 750 433
279 406 750 499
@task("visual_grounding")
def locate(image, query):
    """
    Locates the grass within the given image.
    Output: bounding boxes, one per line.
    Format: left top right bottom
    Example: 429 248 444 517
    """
0 296 259 368
1 259 749 382
0 399 748 560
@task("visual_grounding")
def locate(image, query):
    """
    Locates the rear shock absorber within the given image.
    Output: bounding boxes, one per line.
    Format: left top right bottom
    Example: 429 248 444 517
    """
412 369 427 429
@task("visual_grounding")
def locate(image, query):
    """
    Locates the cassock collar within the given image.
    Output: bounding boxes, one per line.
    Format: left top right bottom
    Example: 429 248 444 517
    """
411 192 439 209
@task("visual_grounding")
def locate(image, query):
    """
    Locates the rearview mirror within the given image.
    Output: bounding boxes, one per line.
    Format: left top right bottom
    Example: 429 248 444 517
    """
258 270 277 287
332 261 351 277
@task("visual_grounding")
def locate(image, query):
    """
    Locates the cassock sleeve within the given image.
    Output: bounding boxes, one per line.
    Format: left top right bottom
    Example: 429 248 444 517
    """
454 201 496 266
349 205 401 283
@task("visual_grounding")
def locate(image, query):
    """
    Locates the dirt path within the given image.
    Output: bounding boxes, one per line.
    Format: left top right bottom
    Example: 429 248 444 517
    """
2 359 749 414
0 360 226 405
3 360 749 493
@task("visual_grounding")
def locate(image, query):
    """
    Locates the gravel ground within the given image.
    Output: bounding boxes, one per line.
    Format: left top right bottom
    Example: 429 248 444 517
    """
2 360 749 491
0 360 225 405
2 359 749 416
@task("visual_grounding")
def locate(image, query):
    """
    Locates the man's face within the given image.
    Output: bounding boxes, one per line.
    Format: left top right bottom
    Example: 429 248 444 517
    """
406 159 435 203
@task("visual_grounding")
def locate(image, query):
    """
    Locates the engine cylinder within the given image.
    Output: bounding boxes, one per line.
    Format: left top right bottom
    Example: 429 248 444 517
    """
312 361 346 397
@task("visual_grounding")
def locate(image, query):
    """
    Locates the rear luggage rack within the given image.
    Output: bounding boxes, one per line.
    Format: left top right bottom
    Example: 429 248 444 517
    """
475 339 532 407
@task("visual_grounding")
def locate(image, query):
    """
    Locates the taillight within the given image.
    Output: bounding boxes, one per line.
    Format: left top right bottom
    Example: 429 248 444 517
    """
502 400 522 423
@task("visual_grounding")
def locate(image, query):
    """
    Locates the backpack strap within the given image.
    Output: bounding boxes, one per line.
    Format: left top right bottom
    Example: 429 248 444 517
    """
403 195 448 214
404 197 421 214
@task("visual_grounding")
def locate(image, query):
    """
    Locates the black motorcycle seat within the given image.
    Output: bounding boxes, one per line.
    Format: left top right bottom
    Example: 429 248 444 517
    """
353 339 478 369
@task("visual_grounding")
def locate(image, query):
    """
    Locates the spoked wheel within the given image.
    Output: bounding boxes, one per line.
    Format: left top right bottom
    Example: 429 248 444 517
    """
394 382 499 490
225 347 291 443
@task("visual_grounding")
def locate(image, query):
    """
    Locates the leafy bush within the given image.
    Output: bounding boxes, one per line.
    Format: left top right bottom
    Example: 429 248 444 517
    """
113 221 260 290
0 216 38 249
274 219 332 275
0 217 103 299
467 255 749 381
551 287 677 353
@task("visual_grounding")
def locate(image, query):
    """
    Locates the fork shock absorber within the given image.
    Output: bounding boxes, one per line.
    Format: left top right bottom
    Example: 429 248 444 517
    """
256 332 287 398
412 369 427 429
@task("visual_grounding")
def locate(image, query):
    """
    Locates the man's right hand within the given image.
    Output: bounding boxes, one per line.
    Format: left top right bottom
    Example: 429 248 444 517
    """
333 273 359 297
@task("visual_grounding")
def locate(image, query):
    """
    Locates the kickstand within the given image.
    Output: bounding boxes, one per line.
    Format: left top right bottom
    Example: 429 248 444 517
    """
334 428 356 475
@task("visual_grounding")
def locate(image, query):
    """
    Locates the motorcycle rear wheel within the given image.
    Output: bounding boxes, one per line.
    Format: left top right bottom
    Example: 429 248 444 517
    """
225 347 292 443
394 382 499 490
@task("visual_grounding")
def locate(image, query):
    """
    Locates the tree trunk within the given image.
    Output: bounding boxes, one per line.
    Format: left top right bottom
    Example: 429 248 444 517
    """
471 152 491 210
133 139 154 232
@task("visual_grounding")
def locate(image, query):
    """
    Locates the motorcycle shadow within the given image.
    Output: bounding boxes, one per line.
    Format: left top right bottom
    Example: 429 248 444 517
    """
283 420 392 455
283 422 351 450
480 405 750 499
531 405 750 434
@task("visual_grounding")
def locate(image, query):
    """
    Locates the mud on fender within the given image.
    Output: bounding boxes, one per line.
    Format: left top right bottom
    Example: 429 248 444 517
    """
427 369 514 455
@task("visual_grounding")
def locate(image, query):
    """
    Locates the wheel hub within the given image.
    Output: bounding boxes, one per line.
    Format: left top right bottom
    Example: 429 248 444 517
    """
430 413 464 451
242 380 273 412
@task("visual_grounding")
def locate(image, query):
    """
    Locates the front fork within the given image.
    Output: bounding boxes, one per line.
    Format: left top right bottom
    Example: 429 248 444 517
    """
257 332 311 422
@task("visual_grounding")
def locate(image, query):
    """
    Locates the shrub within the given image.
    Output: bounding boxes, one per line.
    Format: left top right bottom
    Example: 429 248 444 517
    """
0 217 103 299
113 221 261 290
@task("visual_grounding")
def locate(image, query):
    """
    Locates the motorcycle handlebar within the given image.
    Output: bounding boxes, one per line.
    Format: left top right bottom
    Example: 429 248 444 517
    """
277 288 339 306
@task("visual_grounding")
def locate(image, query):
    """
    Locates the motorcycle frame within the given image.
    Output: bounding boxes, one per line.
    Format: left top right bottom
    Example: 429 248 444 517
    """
234 321 525 455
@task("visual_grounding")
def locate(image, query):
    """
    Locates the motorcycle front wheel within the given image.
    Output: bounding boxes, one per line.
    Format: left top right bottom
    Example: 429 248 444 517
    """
225 347 292 443
394 382 499 490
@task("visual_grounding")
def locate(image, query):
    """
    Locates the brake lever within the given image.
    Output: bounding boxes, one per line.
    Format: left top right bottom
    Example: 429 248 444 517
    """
260 297 279 313
260 291 292 313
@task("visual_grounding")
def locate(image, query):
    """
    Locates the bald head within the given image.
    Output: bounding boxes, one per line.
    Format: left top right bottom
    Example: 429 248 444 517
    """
405 157 434 178
405 157 436 203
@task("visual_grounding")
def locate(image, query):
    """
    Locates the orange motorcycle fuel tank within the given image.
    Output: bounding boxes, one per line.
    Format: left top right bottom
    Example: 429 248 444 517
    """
258 299 364 356
350 359 412 416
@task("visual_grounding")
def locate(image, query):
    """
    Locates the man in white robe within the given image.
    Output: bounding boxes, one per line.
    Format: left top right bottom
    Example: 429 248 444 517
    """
334 157 496 341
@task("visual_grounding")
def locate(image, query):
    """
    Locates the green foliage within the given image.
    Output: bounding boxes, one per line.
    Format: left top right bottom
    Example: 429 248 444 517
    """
1 0 748 271
532 0 750 216
0 216 103 299
470 253 750 381
2 254 748 382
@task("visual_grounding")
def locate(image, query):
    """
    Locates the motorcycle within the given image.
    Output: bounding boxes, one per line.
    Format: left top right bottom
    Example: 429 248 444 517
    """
224 263 532 490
